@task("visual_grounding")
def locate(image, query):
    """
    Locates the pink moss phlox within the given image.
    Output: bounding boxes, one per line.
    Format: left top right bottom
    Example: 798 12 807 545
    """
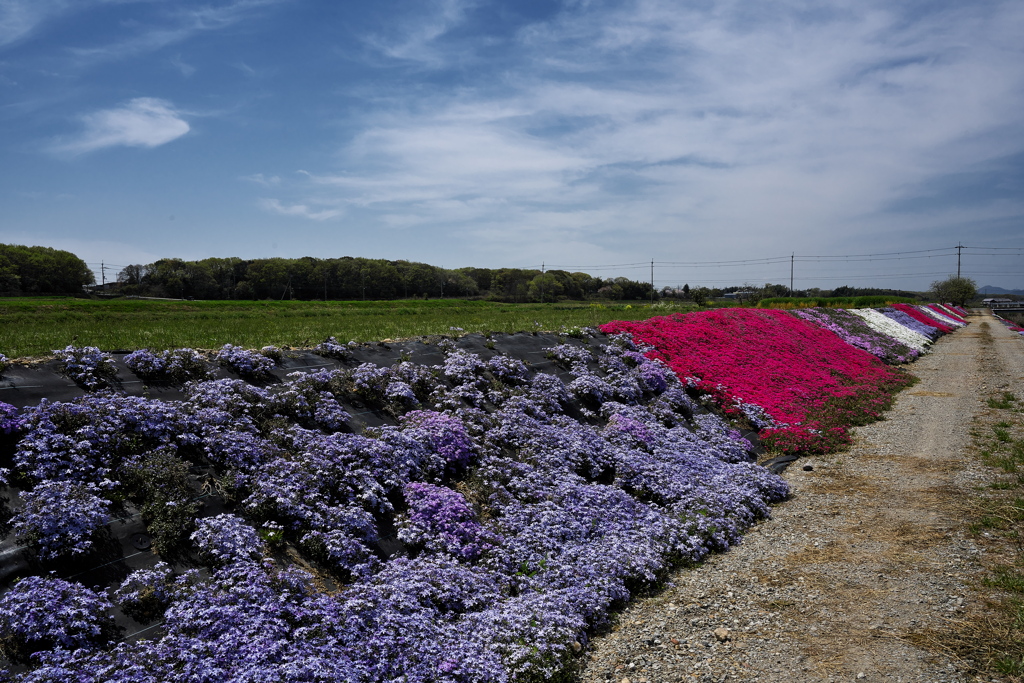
600 308 910 453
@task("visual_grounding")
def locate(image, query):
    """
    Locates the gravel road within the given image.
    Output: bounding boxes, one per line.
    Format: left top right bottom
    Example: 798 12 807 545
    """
576 309 1024 683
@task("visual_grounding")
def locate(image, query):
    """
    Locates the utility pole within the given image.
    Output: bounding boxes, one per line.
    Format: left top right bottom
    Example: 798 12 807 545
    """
650 259 655 304
790 253 794 294
101 261 105 287
540 262 544 303
956 243 962 278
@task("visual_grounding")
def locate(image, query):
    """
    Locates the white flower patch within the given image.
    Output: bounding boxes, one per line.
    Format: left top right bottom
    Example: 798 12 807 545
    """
933 304 967 322
849 309 932 353
915 305 966 328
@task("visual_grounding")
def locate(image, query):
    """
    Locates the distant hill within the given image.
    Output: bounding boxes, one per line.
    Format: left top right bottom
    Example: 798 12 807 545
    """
979 285 1024 295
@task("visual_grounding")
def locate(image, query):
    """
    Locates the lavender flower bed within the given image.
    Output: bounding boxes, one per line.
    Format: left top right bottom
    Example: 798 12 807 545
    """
878 307 943 341
0 334 789 682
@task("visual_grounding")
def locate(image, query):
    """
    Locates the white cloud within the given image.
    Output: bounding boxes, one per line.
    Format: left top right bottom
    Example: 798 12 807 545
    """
276 0 1024 273
57 97 190 154
259 198 342 221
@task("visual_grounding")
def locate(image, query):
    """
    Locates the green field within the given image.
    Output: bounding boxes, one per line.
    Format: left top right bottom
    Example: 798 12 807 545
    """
757 295 917 308
0 297 700 359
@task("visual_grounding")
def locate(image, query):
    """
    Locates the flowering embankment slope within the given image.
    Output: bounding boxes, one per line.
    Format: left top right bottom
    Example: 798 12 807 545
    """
996 315 1024 336
0 335 788 683
892 303 957 334
602 308 917 454
792 307 920 363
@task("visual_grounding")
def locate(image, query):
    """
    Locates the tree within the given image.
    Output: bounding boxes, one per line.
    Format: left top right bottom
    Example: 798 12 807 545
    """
930 275 977 306
528 273 564 302
0 244 93 293
691 287 712 306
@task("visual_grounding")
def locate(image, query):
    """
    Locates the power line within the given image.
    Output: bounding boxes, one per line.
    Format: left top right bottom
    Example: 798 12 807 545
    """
793 254 955 263
656 256 791 266
794 246 957 258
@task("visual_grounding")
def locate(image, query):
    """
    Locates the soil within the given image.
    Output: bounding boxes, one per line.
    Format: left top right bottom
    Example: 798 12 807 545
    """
577 309 1024 683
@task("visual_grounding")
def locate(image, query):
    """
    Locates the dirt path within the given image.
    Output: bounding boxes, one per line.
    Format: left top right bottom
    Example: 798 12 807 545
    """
578 309 1024 683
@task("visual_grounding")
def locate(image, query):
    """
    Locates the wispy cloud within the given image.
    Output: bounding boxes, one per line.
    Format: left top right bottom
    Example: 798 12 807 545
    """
274 0 1024 266
67 0 286 65
56 97 189 154
168 53 195 77
243 173 281 186
0 0 72 47
259 198 342 221
362 0 477 67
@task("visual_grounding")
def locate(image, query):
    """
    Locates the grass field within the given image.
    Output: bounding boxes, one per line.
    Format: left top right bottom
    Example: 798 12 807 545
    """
0 297 700 359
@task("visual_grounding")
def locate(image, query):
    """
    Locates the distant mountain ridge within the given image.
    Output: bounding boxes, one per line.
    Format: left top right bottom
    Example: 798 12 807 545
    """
979 285 1024 295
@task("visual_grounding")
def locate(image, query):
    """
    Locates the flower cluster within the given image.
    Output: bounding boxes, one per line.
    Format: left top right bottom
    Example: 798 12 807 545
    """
441 348 487 384
400 410 476 478
350 362 393 403
114 562 199 623
399 482 498 560
313 336 354 360
124 347 212 384
487 355 530 383
192 514 265 565
15 393 187 483
0 401 24 435
273 370 351 431
260 345 284 361
123 348 163 377
546 343 594 370
12 480 111 559
52 345 118 390
0 575 113 659
0 352 9 374
215 343 276 379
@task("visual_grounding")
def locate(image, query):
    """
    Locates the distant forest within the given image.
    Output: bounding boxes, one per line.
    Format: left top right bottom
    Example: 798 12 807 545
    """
114 256 657 302
0 244 94 294
0 244 923 303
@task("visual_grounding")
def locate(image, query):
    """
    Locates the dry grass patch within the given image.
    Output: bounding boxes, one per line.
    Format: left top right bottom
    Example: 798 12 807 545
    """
806 470 883 497
920 389 1024 680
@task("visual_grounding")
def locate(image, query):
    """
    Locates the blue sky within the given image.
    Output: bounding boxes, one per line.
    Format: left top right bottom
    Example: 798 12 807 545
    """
1 0 1022 291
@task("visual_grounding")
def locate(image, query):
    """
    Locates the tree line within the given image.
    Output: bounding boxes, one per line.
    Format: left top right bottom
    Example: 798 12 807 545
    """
1 242 959 304
115 256 657 302
0 244 94 294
